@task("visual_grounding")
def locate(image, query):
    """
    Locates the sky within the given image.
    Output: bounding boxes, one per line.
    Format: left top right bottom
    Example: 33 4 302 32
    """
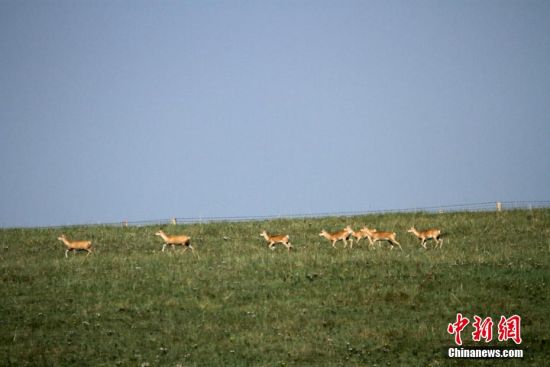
1 0 549 228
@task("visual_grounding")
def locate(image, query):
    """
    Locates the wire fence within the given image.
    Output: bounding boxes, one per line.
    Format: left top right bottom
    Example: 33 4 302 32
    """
33 200 550 229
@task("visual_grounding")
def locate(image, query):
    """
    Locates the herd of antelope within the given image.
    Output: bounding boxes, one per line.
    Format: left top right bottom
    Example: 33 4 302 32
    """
57 224 443 257
317 225 443 251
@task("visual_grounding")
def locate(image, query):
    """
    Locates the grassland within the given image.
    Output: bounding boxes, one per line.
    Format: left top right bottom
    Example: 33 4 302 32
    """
1 209 549 366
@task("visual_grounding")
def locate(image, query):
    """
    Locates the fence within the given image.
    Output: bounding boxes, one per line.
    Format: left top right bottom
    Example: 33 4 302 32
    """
8 200 548 229
110 200 549 228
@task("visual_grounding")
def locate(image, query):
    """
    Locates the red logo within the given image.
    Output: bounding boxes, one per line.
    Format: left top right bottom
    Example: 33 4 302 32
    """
448 314 522 345
472 315 494 343
498 315 522 344
447 313 470 346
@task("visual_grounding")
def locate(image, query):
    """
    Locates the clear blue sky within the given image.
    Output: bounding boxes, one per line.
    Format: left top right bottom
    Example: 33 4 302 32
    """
1 0 549 227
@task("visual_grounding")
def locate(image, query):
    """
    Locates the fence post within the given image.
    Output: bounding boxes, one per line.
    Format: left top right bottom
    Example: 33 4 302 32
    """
496 202 502 212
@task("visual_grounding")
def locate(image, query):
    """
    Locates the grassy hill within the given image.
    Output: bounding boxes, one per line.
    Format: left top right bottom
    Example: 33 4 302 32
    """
1 209 549 366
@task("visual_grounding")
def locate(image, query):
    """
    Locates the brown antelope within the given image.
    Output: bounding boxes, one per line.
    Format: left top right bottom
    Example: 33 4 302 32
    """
155 230 193 252
319 226 354 248
260 230 292 251
349 227 374 248
407 227 443 249
57 234 93 258
361 227 402 250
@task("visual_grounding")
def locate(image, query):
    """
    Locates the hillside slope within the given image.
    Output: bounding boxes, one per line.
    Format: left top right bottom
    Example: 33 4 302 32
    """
1 209 549 365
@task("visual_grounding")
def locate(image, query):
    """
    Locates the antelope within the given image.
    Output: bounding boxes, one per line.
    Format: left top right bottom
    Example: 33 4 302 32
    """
57 234 93 258
155 230 193 252
260 231 292 251
361 227 402 250
319 226 354 248
349 227 373 248
407 227 443 249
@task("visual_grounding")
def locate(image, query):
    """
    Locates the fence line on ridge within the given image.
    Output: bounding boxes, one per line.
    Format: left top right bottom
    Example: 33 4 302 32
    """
23 200 550 229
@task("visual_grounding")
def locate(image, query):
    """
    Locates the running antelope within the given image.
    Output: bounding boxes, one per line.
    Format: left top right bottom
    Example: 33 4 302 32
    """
155 230 193 252
349 227 373 248
260 231 293 251
57 234 93 258
319 226 354 248
361 227 402 250
407 227 443 249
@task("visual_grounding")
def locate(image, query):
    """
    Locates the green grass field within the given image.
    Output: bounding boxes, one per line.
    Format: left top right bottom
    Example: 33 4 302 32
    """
1 209 549 366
